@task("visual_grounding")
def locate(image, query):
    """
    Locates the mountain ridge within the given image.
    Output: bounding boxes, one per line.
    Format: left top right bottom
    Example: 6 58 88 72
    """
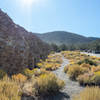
36 31 99 45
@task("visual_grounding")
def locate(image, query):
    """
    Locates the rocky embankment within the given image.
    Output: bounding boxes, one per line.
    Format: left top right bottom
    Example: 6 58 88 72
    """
0 9 50 75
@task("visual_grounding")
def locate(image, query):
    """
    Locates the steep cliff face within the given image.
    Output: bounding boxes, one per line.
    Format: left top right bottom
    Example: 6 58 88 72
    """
0 9 50 75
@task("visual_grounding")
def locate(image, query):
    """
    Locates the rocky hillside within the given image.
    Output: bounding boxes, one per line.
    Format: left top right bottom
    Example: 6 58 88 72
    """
36 31 99 45
0 9 50 75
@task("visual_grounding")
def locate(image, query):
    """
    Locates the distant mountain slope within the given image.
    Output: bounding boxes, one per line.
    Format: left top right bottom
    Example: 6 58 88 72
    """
36 31 99 45
0 9 50 75
88 37 100 41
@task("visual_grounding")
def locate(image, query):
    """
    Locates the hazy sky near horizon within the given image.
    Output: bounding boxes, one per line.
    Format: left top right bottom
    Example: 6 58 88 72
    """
0 0 100 37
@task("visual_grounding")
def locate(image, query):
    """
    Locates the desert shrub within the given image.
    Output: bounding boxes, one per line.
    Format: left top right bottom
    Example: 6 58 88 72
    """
39 68 49 75
39 54 62 71
33 68 42 76
44 63 60 71
77 73 93 86
0 69 7 79
80 63 91 69
72 87 100 100
44 63 53 70
91 66 97 72
12 73 27 83
91 66 100 72
35 73 65 95
68 65 87 80
0 79 21 100
64 66 69 73
37 62 43 68
78 58 97 66
33 68 48 76
22 68 34 78
23 73 65 96
91 71 100 85
78 71 100 86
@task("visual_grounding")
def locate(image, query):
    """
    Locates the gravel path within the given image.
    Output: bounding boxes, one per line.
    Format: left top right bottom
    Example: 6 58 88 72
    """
53 56 84 100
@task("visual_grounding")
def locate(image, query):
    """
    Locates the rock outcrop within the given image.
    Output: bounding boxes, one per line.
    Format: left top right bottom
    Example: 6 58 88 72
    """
0 9 50 75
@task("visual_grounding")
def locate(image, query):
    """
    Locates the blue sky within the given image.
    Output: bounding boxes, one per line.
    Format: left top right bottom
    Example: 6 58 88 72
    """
0 0 100 37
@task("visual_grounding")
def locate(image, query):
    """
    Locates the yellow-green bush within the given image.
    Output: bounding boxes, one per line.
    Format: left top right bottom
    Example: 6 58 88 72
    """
80 63 91 69
91 71 100 85
78 71 100 86
22 68 34 78
35 73 65 95
77 73 93 86
44 63 60 71
23 73 65 96
67 65 87 80
0 79 21 100
91 66 100 72
72 87 100 100
12 73 27 83
78 58 97 66
0 69 7 79
37 62 43 68
37 54 62 71
64 66 69 73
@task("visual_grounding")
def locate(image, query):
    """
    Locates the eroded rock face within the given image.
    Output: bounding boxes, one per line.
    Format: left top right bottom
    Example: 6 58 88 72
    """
0 9 50 75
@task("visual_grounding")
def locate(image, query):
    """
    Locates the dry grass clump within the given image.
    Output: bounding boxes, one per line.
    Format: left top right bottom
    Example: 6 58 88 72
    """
72 87 100 100
12 73 27 83
23 68 49 78
37 54 63 71
36 73 65 95
67 65 87 80
91 65 100 72
78 70 100 86
22 68 34 78
78 58 97 66
91 71 100 85
0 69 7 79
80 63 91 69
0 77 21 100
23 73 65 96
77 73 93 86
64 66 69 73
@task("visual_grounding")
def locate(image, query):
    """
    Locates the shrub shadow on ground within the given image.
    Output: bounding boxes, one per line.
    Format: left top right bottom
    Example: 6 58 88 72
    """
21 92 70 100
38 92 70 100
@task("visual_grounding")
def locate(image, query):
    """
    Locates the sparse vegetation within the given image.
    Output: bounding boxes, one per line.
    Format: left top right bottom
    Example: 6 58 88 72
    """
67 65 87 80
12 73 27 83
63 51 100 86
78 58 97 66
0 77 21 100
37 54 63 71
72 87 100 100
34 73 65 95
23 73 65 96
0 50 99 99
0 69 7 79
